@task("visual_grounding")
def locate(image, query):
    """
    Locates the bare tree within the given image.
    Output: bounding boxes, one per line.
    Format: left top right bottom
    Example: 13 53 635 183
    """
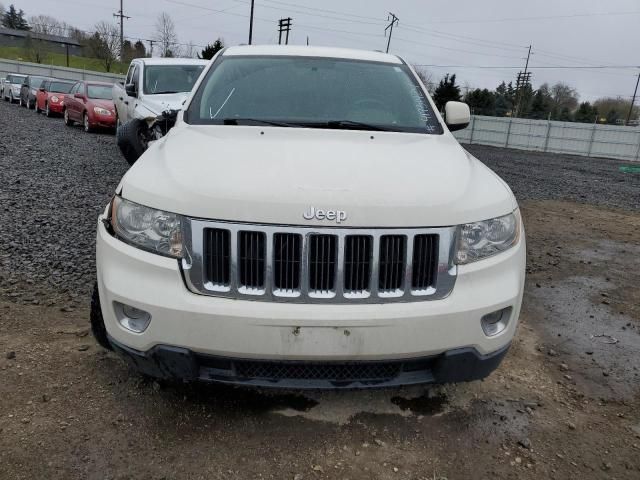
550 82 579 113
183 41 197 59
29 14 64 36
88 21 120 72
23 34 47 63
413 66 435 93
155 12 177 58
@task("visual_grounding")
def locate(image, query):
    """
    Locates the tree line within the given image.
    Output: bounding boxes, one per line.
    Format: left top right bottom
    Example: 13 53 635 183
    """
0 3 224 72
416 69 638 125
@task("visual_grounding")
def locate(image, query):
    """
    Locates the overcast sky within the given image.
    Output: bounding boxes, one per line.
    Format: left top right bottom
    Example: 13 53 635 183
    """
12 0 640 101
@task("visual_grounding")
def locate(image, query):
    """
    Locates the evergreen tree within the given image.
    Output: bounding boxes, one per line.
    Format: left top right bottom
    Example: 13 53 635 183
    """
432 73 461 110
2 4 29 30
133 40 146 58
558 106 572 122
574 102 598 123
198 38 224 60
465 88 496 116
529 85 552 119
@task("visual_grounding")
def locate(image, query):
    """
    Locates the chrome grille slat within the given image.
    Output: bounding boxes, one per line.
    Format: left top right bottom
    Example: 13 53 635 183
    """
344 235 372 295
183 220 457 304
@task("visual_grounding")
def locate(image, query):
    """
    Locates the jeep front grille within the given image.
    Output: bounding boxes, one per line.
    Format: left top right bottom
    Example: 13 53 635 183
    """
182 220 456 304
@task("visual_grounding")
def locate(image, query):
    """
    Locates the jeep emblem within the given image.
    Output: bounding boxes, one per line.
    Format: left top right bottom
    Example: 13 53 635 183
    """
303 206 347 223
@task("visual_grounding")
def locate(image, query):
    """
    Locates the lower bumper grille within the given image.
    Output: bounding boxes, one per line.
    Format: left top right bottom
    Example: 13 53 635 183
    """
234 360 402 381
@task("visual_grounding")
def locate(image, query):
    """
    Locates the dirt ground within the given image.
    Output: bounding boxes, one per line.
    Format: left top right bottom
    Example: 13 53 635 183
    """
1 199 639 480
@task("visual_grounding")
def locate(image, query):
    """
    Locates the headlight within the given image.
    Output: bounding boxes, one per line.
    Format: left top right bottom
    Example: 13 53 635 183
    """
456 210 520 264
111 196 184 258
94 106 112 115
51 95 59 102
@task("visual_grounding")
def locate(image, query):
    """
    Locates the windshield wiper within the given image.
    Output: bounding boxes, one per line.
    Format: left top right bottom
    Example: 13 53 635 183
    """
221 118 301 127
153 90 180 94
324 120 394 131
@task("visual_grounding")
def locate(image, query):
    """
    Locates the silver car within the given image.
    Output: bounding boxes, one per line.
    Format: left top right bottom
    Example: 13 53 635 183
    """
2 74 26 103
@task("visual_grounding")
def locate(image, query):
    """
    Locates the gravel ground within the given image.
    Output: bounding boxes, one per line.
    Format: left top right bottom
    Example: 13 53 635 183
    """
1 98 640 479
0 98 637 308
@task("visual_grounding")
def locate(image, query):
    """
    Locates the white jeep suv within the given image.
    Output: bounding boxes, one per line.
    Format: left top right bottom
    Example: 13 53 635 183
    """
93 45 525 389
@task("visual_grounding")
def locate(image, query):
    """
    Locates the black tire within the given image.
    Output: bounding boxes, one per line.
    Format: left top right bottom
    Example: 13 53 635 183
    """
90 282 113 351
116 118 148 166
35 102 41 113
45 102 52 117
63 108 73 126
83 112 92 133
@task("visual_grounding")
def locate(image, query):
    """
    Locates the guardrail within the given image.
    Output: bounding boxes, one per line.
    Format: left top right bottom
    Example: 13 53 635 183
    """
0 58 124 84
453 115 640 162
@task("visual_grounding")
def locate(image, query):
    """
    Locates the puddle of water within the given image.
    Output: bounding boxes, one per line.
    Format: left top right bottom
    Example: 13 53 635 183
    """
390 393 447 415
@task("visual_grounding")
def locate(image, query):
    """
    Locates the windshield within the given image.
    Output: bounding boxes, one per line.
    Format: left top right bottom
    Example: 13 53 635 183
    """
8 75 26 84
187 56 442 134
143 64 205 94
87 85 112 100
49 81 74 93
29 76 47 87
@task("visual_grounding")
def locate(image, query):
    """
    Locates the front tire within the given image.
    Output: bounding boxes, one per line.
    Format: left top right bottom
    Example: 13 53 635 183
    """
45 102 51 117
90 282 112 351
116 118 149 166
63 108 73 126
35 101 41 113
83 112 92 133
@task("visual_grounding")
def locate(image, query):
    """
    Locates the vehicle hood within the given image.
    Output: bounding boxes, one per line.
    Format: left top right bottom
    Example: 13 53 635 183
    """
120 125 517 227
138 93 189 116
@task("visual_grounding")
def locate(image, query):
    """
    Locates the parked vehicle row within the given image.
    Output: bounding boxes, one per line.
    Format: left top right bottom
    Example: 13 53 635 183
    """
2 73 117 133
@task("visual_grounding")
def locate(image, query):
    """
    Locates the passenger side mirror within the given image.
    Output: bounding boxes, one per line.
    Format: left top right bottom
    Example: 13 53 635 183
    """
444 101 471 132
125 83 137 97
39 87 45 92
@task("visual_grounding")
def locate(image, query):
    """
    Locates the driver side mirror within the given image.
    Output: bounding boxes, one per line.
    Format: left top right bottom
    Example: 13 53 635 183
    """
39 87 45 92
125 83 137 97
74 92 86 101
444 101 471 131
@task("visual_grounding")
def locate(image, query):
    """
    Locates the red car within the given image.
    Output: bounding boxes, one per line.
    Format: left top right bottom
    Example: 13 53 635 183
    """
63 81 117 132
35 79 75 117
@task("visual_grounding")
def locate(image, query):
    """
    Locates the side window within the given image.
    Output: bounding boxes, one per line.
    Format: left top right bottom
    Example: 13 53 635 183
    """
125 64 135 85
132 66 140 92
71 83 80 94
42 81 49 91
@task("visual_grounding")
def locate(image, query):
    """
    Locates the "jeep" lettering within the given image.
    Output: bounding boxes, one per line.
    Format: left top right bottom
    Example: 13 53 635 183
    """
303 206 347 224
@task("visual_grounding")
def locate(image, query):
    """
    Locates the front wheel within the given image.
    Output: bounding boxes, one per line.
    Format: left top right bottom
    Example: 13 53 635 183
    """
116 118 149 165
63 109 73 126
35 101 41 113
83 113 92 133
45 102 51 117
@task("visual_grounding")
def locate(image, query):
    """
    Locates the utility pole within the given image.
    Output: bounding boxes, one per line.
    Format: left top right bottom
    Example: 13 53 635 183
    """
514 45 532 117
113 0 130 60
385 12 399 53
248 0 255 45
278 17 292 45
148 39 154 57
626 71 640 126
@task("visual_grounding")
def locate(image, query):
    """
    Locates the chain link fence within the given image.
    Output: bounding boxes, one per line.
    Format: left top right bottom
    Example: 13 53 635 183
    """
453 115 640 162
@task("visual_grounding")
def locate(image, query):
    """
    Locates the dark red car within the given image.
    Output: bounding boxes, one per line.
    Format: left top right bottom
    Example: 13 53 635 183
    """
35 79 75 117
63 81 116 132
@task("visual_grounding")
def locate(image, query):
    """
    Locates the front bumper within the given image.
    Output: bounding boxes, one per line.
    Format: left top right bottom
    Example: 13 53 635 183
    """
109 335 511 389
91 113 116 128
96 216 525 385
